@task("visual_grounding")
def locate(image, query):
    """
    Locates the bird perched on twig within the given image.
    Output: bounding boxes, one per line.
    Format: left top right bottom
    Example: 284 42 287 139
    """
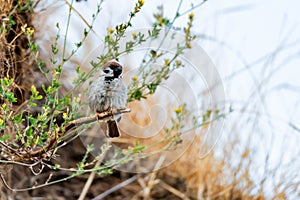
88 60 127 137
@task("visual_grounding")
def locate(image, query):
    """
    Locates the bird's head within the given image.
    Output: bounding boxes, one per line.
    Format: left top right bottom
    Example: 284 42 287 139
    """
101 60 123 82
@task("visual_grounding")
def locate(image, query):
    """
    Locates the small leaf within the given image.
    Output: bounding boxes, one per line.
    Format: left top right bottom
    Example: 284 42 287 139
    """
1 134 10 142
75 42 82 48
54 164 61 169
12 114 23 124
83 28 88 36
76 66 81 73
147 83 158 94
130 89 143 101
38 61 45 68
29 116 37 125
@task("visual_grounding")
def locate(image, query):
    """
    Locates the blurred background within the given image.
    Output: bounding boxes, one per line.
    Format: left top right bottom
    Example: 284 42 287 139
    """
23 0 300 198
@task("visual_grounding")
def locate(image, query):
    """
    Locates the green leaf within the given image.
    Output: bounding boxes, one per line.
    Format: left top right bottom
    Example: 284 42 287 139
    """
2 77 13 86
0 134 10 142
54 164 61 169
29 102 37 107
4 92 17 103
31 85 38 95
12 113 23 124
76 66 81 73
75 42 82 48
129 89 143 101
36 95 43 100
51 44 59 55
86 144 95 152
30 43 38 51
83 28 88 36
29 116 37 125
8 17 16 28
147 83 158 94
132 144 146 153
38 61 46 68
26 127 34 138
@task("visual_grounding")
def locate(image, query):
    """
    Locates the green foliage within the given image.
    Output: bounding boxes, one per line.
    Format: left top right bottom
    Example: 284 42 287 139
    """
19 0 34 12
127 5 196 102
0 78 17 103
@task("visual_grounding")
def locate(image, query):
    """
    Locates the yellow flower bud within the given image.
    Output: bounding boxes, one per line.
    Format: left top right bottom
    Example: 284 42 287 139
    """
132 75 139 81
138 0 144 6
26 27 34 36
107 28 114 34
132 32 137 38
164 59 170 66
189 12 194 20
174 106 183 114
175 60 182 67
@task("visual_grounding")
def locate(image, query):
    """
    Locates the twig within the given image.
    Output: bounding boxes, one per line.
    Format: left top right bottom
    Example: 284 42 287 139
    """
158 180 190 200
0 170 76 192
139 155 165 200
63 0 95 32
62 107 130 134
92 175 138 200
289 122 300 133
179 0 208 17
78 148 107 200
78 160 101 200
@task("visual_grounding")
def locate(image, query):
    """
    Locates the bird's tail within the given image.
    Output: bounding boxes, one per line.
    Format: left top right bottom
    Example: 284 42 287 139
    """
107 119 120 137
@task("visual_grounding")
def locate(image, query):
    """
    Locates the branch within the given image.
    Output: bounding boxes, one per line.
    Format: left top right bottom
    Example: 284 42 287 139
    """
10 108 131 161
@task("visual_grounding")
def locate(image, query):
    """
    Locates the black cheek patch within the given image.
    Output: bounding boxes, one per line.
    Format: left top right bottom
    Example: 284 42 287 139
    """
110 64 122 78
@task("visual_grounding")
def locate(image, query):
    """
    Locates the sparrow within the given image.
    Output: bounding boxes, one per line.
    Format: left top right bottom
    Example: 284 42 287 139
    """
88 60 127 137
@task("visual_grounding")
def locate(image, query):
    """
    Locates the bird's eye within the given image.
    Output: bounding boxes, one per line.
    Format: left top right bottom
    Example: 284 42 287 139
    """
103 69 110 74
114 65 122 73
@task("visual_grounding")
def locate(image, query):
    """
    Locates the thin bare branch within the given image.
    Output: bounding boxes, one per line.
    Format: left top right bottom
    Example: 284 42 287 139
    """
92 175 138 200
